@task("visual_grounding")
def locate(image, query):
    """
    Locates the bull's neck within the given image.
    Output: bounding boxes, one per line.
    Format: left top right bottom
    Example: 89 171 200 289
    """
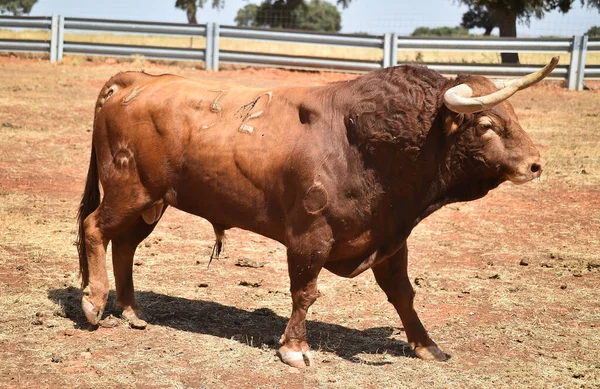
370 115 501 236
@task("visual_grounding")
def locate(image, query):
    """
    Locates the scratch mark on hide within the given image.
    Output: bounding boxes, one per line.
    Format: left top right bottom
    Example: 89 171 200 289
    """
201 90 227 130
239 124 254 134
121 85 146 105
237 91 272 134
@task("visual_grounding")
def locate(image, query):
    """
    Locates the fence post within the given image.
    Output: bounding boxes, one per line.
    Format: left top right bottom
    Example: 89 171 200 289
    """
390 33 398 67
57 15 65 62
50 15 58 62
205 23 213 70
383 33 391 68
576 35 588 91
568 36 582 90
212 23 220 71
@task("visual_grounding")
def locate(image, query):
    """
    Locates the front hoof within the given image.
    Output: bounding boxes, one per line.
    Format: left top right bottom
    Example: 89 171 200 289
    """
81 295 103 326
278 345 314 368
122 309 147 330
414 344 448 361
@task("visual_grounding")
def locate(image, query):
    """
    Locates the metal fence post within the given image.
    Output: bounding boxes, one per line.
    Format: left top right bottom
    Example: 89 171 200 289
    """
568 36 582 90
576 35 588 91
212 23 220 71
205 23 213 70
50 15 58 62
57 15 65 61
383 33 391 68
390 33 398 67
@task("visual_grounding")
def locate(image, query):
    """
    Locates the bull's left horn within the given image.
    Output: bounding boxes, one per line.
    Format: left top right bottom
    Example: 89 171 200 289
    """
444 56 559 114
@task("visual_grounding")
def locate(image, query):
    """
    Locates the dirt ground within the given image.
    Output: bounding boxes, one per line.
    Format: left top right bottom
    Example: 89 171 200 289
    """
0 55 599 389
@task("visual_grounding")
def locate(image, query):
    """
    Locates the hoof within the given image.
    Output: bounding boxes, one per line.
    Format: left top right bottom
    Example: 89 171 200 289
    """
81 295 102 326
122 309 147 330
278 345 314 368
414 344 448 361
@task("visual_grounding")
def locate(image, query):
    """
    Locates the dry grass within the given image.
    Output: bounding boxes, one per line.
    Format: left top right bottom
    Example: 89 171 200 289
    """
4 29 600 65
0 57 599 388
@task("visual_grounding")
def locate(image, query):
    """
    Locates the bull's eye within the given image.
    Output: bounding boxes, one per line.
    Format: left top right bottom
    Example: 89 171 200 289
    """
477 123 495 137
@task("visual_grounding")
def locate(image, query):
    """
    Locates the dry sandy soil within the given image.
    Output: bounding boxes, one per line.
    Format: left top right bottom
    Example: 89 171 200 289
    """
0 55 599 388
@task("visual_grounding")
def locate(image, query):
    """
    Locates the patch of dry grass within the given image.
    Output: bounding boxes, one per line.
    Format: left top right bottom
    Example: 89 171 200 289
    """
0 58 599 388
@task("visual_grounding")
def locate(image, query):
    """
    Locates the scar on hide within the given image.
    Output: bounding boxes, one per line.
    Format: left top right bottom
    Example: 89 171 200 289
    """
113 147 134 170
303 182 328 214
200 90 227 130
236 91 273 134
96 84 118 112
121 85 146 106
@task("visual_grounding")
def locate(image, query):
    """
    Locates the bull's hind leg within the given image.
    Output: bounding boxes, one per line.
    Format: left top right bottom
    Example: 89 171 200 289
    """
82 181 154 327
371 244 447 361
112 205 166 329
81 207 110 325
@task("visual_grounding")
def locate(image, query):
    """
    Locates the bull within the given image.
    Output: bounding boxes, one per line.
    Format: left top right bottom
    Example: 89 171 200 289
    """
77 57 558 367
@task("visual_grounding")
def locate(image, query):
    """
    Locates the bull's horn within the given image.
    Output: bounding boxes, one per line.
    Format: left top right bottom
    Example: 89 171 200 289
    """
444 56 559 114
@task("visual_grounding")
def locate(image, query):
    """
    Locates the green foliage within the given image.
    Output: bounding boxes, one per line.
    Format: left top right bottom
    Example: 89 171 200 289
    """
0 0 37 15
295 0 341 31
175 0 224 24
586 26 600 37
459 0 600 25
235 4 259 27
461 5 498 35
411 26 470 37
237 0 342 32
458 0 600 63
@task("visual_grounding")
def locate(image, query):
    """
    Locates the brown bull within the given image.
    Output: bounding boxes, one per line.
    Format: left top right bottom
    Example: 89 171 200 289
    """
77 57 558 367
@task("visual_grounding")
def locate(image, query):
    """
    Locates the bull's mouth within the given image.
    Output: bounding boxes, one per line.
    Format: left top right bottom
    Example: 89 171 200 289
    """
506 173 540 185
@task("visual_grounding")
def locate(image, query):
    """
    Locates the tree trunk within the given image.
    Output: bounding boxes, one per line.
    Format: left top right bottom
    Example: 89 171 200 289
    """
497 10 519 64
187 4 198 24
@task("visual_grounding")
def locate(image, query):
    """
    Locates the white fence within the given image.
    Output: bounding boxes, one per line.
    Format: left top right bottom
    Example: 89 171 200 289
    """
1 15 597 90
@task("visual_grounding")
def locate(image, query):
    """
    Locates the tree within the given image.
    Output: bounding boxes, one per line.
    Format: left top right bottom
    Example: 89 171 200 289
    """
175 0 224 25
458 0 600 64
0 0 37 15
295 0 342 31
586 25 600 36
411 26 470 37
235 4 259 27
461 4 498 35
236 0 344 32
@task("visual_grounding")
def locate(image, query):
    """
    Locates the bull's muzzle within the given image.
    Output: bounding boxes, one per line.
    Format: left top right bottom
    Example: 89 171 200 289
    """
509 157 544 184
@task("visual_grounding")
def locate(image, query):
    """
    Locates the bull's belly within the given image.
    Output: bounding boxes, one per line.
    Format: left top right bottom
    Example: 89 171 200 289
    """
170 173 286 244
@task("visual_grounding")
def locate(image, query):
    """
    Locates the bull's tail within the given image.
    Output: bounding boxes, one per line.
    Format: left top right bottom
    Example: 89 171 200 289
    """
76 144 100 288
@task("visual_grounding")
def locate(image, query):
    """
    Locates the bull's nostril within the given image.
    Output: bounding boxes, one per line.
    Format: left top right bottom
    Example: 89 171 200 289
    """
530 163 542 173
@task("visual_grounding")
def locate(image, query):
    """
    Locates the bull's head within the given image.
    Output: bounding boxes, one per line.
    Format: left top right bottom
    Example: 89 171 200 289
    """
443 57 558 184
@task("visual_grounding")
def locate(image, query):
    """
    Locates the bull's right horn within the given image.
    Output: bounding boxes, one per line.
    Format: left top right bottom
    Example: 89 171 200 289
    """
444 56 559 114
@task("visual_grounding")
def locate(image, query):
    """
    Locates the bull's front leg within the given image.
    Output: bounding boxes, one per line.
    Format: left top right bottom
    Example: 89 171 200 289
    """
278 227 331 368
371 243 447 361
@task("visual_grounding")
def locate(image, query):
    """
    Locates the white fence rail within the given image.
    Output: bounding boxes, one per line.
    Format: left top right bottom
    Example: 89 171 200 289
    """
1 15 597 90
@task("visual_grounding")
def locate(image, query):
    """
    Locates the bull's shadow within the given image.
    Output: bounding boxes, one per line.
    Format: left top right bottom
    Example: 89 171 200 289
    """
48 287 415 365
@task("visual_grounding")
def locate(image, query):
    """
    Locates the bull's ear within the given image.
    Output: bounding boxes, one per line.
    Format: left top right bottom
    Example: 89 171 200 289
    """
444 110 464 135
